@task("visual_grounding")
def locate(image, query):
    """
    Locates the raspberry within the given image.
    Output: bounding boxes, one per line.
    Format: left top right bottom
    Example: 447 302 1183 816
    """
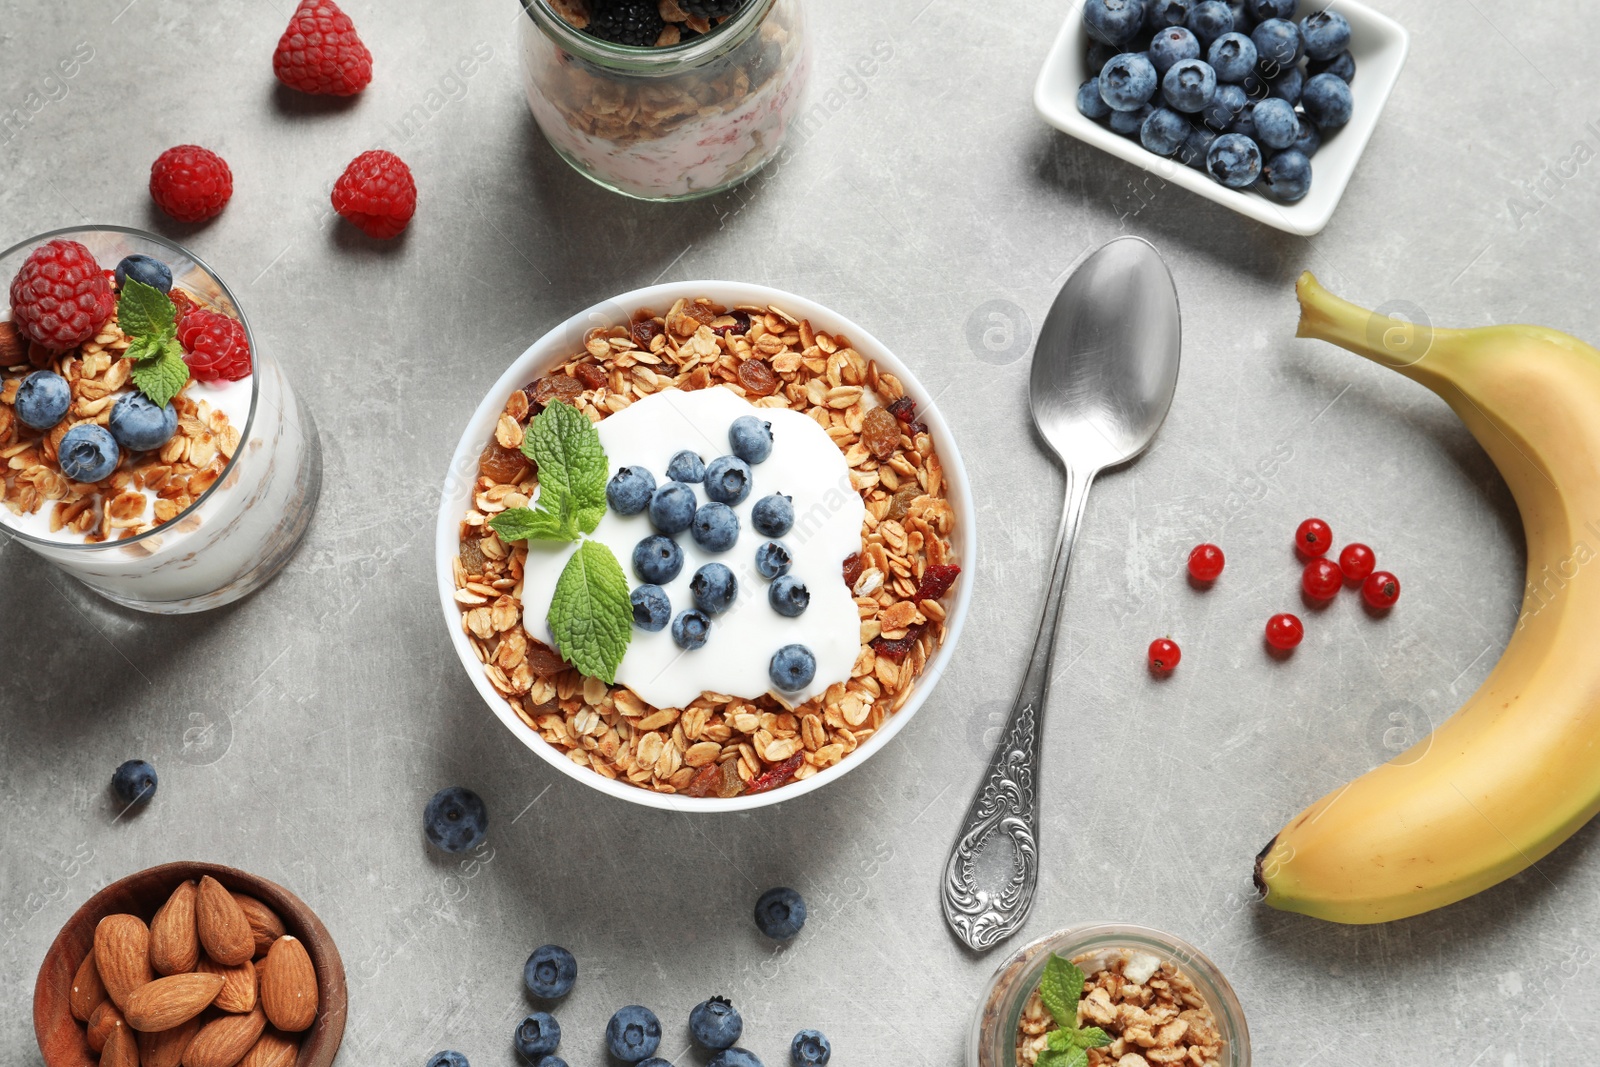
176 308 252 382
8 240 114 351
150 145 234 223
272 0 373 96
331 150 417 239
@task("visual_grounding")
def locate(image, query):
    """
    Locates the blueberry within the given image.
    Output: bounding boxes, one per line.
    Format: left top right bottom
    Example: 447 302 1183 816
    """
1261 148 1313 202
1245 0 1293 18
1223 0 1254 32
1268 64 1304 105
1205 132 1263 187
1299 9 1351 61
58 424 119 483
749 493 793 538
1250 18 1300 68
1108 103 1153 137
1229 99 1258 140
605 1006 662 1063
14 371 71 430
633 535 684 584
791 1030 832 1067
667 450 706 483
1147 26 1199 74
533 1059 567 1067
1301 72 1353 128
709 1052 765 1067
1139 108 1190 155
703 455 752 506
728 415 773 464
1077 77 1113 120
768 575 810 618
631 585 671 631
1252 96 1299 150
1083 0 1145 45
648 482 697 534
1144 0 1190 31
514 1012 561 1060
689 996 744 1050
1310 49 1355 83
424 786 488 854
691 563 737 615
1087 38 1121 72
754 886 806 939
607 466 656 515
427 1053 470 1067
1291 117 1322 156
114 254 172 293
1184 0 1233 46
111 759 157 805
1201 82 1247 130
1206 32 1256 82
524 944 578 999
637 1062 673 1067
754 540 793 580
108 393 178 452
689 502 739 553
768 644 816 692
1179 124 1219 169
672 609 711 650
1098 52 1158 111
1162 58 1216 112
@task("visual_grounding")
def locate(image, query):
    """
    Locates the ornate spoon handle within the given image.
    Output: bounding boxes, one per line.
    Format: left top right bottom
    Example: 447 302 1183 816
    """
942 468 1094 951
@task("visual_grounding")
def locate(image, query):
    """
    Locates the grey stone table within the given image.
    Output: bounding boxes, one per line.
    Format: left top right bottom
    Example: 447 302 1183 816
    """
2 1 1595 1064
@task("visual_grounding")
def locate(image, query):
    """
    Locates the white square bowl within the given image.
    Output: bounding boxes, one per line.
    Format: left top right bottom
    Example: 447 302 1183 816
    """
1034 1 1409 235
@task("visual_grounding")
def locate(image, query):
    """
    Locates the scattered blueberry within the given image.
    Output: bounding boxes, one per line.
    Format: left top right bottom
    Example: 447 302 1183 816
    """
1200 82 1247 131
751 493 794 538
1206 132 1263 187
754 886 807 939
768 575 810 618
533 1059 567 1067
672 609 711 651
648 482 697 534
108 393 178 452
427 1053 470 1067
1299 9 1351 61
1301 71 1353 128
667 450 706 483
114 254 172 293
1245 0 1293 18
1083 0 1145 45
1261 148 1313 202
768 644 816 693
791 1030 832 1067
1310 49 1355 83
1252 96 1299 150
111 759 157 805
1161 58 1216 112
1148 26 1200 74
14 371 71 430
689 996 744 1050
755 540 793 580
704 455 752 506
605 1006 662 1063
1292 117 1322 156
1268 64 1304 105
1144 0 1190 31
691 563 737 615
1206 32 1256 82
424 786 488 854
607 466 656 515
1077 77 1112 120
1185 0 1233 46
1250 18 1300 69
709 1052 765 1067
514 1012 561 1061
728 415 773 464
1179 124 1219 168
691 502 741 552
1098 52 1158 111
637 1061 673 1067
633 535 684 584
631 585 672 632
1108 103 1153 137
57 424 119 483
524 944 578 999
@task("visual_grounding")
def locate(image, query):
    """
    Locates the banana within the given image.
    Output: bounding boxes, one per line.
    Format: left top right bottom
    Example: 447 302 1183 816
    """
1256 272 1600 924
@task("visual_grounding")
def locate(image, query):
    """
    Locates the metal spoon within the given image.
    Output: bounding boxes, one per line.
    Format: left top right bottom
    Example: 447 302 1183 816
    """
942 236 1182 951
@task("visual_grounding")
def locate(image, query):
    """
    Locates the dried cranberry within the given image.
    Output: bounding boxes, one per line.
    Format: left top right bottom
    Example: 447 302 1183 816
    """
872 626 924 661
842 552 864 588
630 318 662 349
574 362 608 390
886 396 926 433
683 762 722 798
746 753 804 794
714 310 753 337
913 563 961 603
736 358 778 397
532 375 583 406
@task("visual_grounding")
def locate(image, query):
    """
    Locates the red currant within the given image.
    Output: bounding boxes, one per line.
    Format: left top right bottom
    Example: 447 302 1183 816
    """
1362 571 1401 609
1148 638 1181 674
1265 613 1304 650
1187 543 1225 583
1339 543 1376 583
1294 518 1333 557
1302 557 1342 600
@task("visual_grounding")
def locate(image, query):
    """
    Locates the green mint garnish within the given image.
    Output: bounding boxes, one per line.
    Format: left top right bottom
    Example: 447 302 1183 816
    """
117 278 189 408
1034 955 1112 1067
547 539 631 685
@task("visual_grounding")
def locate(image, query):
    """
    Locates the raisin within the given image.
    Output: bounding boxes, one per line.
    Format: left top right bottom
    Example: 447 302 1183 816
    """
914 563 962 602
526 642 571 677
861 406 901 460
458 538 488 575
574 362 608 389
887 396 926 434
715 757 744 799
887 485 921 523
630 318 663 349
479 441 529 484
842 551 864 588
736 358 778 397
532 374 583 406
683 762 722 798
714 310 753 337
746 753 804 795
872 626 923 662
686 301 718 326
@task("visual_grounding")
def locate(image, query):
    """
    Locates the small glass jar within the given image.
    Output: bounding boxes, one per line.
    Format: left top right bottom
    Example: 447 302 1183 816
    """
518 0 809 201
970 923 1250 1067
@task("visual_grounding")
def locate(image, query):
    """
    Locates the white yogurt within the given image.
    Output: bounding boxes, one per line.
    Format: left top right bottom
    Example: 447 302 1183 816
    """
519 387 864 709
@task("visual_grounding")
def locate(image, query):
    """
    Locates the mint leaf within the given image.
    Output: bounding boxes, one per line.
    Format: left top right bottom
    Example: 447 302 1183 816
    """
547 540 631 684
524 400 608 537
1045 1027 1109 1053
489 505 577 545
1039 954 1086 1028
117 278 175 340
130 338 190 409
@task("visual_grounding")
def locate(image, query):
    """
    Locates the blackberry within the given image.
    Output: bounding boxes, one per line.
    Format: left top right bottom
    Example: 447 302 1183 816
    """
682 0 747 16
586 0 666 46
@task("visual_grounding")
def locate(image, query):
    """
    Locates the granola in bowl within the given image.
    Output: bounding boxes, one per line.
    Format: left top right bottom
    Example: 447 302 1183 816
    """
439 284 974 808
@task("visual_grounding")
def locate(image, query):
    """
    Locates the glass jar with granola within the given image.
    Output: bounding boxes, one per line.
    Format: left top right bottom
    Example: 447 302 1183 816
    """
518 0 809 200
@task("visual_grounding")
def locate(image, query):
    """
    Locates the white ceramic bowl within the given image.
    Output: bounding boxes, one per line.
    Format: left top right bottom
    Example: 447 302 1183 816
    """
435 282 976 811
1034 0 1409 236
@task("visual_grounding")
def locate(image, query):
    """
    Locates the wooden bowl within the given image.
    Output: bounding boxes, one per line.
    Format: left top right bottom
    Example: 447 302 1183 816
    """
33 861 347 1067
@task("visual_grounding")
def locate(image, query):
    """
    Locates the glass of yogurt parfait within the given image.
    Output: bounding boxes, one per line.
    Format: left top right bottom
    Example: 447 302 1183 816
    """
0 226 321 613
518 0 809 200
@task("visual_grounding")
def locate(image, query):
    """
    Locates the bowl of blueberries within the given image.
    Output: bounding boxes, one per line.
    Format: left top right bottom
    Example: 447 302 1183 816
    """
1034 0 1408 235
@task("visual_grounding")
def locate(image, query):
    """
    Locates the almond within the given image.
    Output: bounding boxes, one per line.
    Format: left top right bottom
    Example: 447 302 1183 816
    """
102 1022 140 1067
94 913 154 1011
239 1029 300 1067
182 1005 267 1067
86 1000 126 1053
140 1017 203 1067
151 880 201 975
197 955 258 1013
69 947 108 1021
124 972 225 1032
196 876 255 966
230 893 286 959
259 936 318 1032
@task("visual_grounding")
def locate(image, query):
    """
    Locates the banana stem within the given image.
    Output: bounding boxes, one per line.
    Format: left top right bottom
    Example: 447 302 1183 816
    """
1295 272 1451 388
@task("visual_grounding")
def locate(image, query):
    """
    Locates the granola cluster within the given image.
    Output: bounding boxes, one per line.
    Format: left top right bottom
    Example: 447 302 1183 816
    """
1017 955 1225 1067
453 296 959 798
